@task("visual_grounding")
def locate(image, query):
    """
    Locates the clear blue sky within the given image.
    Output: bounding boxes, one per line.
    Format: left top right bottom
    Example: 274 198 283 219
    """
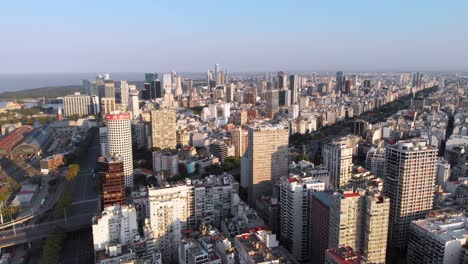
1 0 467 73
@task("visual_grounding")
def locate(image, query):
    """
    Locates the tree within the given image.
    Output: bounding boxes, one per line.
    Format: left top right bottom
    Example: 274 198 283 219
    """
295 154 309 162
41 227 65 264
66 164 80 181
178 163 188 178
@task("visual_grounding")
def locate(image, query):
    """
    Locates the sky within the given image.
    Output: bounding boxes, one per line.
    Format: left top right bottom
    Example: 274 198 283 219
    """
1 0 467 73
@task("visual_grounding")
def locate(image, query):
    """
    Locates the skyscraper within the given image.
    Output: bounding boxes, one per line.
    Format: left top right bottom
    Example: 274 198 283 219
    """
289 75 299 105
277 71 286 89
322 142 353 189
150 108 176 150
265 89 279 118
162 74 172 93
128 87 139 118
100 97 116 115
245 125 289 206
336 71 344 92
384 139 438 249
120 80 129 106
105 112 133 187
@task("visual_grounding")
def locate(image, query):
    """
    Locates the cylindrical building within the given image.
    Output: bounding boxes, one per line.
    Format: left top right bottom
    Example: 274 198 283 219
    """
105 112 133 187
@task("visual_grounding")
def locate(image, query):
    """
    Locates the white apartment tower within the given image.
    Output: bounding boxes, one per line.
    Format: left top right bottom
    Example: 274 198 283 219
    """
92 205 138 251
384 139 438 249
279 175 325 262
322 142 353 188
63 93 91 117
128 86 139 118
105 112 134 187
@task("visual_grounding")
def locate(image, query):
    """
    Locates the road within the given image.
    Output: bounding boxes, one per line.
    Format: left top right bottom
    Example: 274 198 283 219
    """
69 134 100 217
0 213 93 249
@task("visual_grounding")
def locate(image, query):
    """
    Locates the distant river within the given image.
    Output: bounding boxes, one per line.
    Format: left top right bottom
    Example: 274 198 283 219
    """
0 72 207 92
0 101 62 110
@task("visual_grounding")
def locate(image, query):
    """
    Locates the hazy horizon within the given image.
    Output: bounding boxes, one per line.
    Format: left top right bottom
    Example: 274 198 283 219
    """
1 0 467 74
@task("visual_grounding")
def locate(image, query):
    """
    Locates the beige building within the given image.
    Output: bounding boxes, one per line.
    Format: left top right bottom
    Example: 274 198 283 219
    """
231 127 248 158
328 189 390 264
150 108 176 150
384 139 438 248
100 97 116 115
63 93 91 117
245 125 289 206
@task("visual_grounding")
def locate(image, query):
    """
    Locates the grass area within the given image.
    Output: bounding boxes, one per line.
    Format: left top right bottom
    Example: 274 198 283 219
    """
0 85 82 100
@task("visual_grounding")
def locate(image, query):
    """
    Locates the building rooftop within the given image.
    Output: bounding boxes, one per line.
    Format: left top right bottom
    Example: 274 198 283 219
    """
413 209 468 242
325 246 365 264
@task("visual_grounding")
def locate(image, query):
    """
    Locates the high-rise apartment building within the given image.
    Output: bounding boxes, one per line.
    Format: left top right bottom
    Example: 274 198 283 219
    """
120 80 129 106
327 189 390 264
152 149 178 177
92 205 138 252
128 87 139 118
322 142 353 188
245 125 289 206
98 155 125 208
150 108 176 150
384 140 438 249
279 174 325 262
105 112 133 187
148 175 234 263
63 93 91 117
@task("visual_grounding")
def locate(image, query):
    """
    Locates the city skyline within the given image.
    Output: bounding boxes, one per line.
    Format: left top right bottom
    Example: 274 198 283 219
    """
1 0 468 73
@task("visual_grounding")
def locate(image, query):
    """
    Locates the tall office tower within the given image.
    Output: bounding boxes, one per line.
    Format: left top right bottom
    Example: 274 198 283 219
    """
150 109 176 150
277 71 286 89
384 140 438 249
149 184 194 263
100 97 116 115
99 127 108 156
344 79 352 94
216 70 224 86
128 87 140 118
105 112 133 187
120 80 129 106
289 75 299 105
97 155 125 208
82 79 92 95
215 63 220 77
153 80 162 98
92 205 138 251
408 209 468 264
322 142 353 188
231 127 248 158
206 70 212 89
265 90 279 118
246 125 289 206
363 79 371 88
98 80 116 100
174 76 183 96
162 74 172 92
91 95 100 115
336 71 344 91
279 175 325 262
225 83 234 102
63 93 91 117
144 73 158 85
